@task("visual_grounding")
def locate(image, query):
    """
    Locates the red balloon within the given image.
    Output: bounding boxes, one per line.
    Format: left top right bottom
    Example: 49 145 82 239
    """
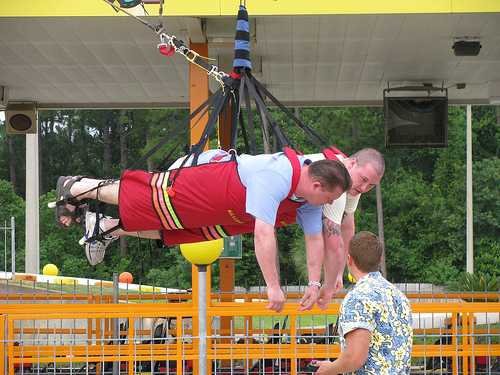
119 272 133 284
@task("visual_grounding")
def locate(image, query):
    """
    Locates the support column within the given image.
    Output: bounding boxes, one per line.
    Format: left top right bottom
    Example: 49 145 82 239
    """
466 105 473 274
189 41 210 375
25 131 39 274
376 184 387 277
190 42 210 147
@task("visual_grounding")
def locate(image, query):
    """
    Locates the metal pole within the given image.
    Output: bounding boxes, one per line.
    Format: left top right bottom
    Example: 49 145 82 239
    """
376 184 387 277
113 273 119 375
4 220 6 275
25 130 40 274
198 265 207 375
11 217 15 277
466 105 474 273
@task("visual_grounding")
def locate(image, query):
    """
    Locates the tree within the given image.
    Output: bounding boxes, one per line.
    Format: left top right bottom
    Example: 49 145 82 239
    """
0 179 25 271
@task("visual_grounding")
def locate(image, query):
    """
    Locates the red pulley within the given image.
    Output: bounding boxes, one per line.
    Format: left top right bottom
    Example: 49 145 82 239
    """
229 70 242 80
158 44 175 57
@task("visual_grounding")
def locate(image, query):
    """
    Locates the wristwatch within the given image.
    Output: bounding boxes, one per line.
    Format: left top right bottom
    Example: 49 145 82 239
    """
308 280 321 288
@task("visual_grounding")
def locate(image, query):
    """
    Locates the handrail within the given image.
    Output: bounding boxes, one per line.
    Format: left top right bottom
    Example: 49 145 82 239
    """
1 301 499 375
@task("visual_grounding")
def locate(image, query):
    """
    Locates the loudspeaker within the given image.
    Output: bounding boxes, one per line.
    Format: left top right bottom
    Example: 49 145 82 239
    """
452 40 481 56
6 102 38 134
384 96 448 148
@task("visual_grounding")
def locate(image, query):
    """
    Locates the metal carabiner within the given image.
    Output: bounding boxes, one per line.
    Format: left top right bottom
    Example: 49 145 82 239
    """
184 49 200 63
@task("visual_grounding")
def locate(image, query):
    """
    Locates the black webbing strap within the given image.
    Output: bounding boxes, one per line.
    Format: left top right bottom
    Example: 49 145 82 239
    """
128 86 222 170
241 74 257 153
250 74 328 149
190 88 231 166
86 223 120 244
245 73 292 149
157 141 183 170
229 91 240 150
238 111 251 153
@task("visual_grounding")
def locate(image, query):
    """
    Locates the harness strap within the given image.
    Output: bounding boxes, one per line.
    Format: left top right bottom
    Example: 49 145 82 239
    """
322 146 348 161
86 223 122 244
283 147 301 198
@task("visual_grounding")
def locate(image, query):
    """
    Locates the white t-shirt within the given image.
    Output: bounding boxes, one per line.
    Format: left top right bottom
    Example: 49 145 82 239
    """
305 153 360 225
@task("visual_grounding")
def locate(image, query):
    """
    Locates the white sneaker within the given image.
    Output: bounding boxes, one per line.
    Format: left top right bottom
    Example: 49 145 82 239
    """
79 211 118 266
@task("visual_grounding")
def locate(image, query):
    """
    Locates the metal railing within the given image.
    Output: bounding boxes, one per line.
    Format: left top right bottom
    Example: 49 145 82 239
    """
0 298 498 374
0 217 15 279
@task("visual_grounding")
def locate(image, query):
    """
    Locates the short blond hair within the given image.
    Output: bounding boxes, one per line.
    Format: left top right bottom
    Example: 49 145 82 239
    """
350 148 385 177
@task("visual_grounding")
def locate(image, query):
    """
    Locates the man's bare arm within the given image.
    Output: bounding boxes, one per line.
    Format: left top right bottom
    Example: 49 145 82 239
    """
341 212 355 251
253 218 285 312
299 232 324 310
317 217 345 309
315 328 371 374
322 217 345 288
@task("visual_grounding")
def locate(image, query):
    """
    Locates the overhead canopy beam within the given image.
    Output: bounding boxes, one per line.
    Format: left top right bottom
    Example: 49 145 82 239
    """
1 0 500 17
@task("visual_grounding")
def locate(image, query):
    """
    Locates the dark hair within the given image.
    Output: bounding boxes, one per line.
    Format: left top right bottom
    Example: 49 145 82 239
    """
349 231 382 273
308 159 352 193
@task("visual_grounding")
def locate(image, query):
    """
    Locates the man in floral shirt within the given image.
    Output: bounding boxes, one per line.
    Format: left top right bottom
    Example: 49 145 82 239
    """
314 231 413 374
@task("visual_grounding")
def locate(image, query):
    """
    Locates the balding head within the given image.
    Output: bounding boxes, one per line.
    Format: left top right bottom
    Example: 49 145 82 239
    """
342 148 384 195
350 148 385 178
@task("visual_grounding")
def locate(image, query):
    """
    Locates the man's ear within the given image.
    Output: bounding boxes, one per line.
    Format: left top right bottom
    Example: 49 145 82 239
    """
312 180 322 190
345 157 357 170
346 253 353 267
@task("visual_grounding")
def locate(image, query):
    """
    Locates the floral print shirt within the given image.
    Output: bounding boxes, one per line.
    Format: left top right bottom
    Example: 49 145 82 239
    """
339 272 413 374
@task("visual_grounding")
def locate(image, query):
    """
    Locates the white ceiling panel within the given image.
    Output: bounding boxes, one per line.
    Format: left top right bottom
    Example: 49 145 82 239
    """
346 15 377 38
38 66 72 84
315 64 341 82
37 42 78 65
451 14 492 36
83 66 116 84
372 15 405 39
62 43 102 65
336 82 358 99
1 13 500 107
317 40 344 62
361 63 385 82
0 42 36 65
399 15 453 39
338 63 364 82
292 17 320 41
356 82 382 100
128 66 161 84
342 39 370 62
317 16 347 39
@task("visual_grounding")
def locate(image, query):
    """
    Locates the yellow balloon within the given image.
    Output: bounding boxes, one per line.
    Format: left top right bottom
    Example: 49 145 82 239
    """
42 263 59 276
180 239 224 265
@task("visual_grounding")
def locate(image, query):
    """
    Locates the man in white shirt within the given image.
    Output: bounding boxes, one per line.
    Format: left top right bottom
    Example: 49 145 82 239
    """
305 148 385 309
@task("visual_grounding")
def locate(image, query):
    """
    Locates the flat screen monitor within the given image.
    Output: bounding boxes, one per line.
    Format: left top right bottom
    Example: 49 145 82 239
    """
384 96 448 148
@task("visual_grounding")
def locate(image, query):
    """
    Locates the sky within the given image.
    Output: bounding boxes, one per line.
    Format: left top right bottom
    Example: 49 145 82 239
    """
0 111 4 122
